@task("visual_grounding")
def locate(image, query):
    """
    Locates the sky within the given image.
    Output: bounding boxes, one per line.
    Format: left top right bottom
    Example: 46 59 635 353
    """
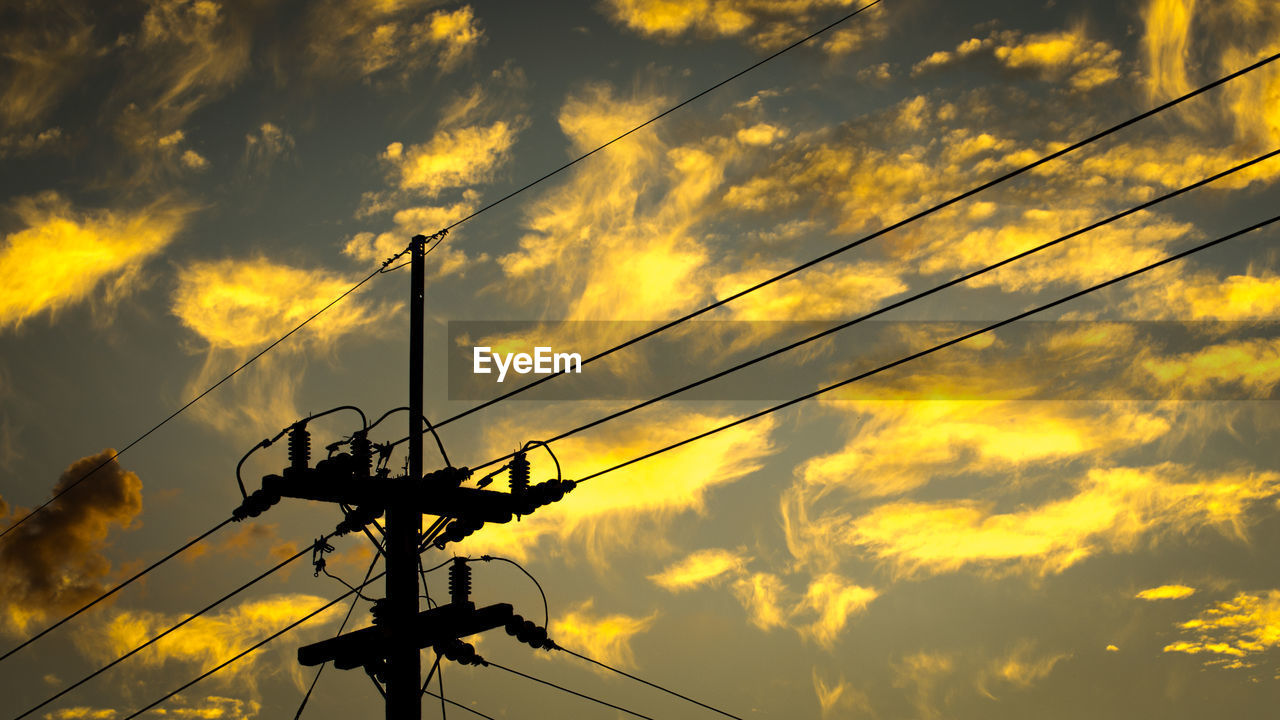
1 0 1279 718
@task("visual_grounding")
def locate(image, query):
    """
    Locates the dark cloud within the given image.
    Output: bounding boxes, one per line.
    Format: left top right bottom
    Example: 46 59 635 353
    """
0 449 142 635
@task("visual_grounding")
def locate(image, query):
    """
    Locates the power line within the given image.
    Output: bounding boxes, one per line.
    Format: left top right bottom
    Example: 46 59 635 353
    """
118 571 388 720
413 49 1280 439
555 644 743 720
0 516 234 665
465 147 1280 473
487 659 655 720
422 687 498 720
568 213 1278 485
13 533 335 720
0 251 408 544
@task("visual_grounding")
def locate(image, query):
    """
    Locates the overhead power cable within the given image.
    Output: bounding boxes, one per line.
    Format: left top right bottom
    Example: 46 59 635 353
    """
466 147 1280 472
0 0 886 544
0 516 234 665
421 688 497 720
13 533 339 720
568 213 1278 485
487 659 655 720
555 644 743 720
118 571 388 720
412 49 1280 442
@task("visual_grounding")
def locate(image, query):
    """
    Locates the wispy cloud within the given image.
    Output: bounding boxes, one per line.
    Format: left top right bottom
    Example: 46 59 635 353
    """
0 192 188 333
549 599 656 670
1163 590 1280 669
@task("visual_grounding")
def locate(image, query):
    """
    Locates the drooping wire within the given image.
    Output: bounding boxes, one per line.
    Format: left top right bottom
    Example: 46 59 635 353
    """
486 659 655 719
398 49 1280 445
0 250 405 543
295 550 383 720
0 516 234 665
555 644 743 720
375 407 452 465
118 570 389 720
13 529 335 720
465 146 1280 473
478 555 549 629
569 214 1279 485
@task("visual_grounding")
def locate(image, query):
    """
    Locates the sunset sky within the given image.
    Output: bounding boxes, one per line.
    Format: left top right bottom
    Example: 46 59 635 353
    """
2 0 1279 718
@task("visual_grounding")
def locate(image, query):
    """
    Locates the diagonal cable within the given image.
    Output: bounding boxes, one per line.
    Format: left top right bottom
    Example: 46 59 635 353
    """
415 49 1280 440
13 532 338 720
554 643 743 720
466 147 1280 472
569 213 1279 485
0 516 234 665
487 659 655 720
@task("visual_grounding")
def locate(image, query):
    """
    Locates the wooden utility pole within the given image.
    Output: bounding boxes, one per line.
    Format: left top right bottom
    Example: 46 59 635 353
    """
385 234 427 719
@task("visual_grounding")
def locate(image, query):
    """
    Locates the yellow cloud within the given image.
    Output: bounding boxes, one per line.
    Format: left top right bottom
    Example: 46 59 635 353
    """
170 256 399 433
0 7 101 129
1137 584 1197 600
306 0 484 78
812 668 870 719
1122 271 1280 320
731 572 789 631
344 195 487 280
798 401 1171 498
0 192 187 332
497 83 719 326
77 594 341 688
415 6 484 71
713 262 907 321
383 121 518 196
649 548 750 591
795 572 877 648
549 599 656 670
1143 0 1196 100
846 465 1279 577
1163 590 1280 669
132 0 251 126
994 29 1122 90
600 0 754 39
977 642 1069 698
455 406 777 567
1141 338 1280 398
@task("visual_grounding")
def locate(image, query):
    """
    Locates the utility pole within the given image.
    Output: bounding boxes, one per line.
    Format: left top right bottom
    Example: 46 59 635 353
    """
386 234 427 719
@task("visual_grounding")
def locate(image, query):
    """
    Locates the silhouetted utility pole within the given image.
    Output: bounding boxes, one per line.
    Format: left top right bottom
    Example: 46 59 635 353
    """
385 233 427 719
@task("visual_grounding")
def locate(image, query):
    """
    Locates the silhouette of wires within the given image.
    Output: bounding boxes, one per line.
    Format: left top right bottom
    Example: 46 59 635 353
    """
295 551 383 720
555 643 743 720
401 49 1280 445
465 146 1280 473
11 530 342 720
486 659 654 719
117 570 388 720
0 516 234 665
567 213 1279 486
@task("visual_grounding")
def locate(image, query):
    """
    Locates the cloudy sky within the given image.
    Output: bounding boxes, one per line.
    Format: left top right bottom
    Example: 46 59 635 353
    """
2 0 1279 718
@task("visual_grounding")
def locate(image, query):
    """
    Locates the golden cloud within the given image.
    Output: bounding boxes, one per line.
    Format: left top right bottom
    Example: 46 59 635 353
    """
648 547 751 591
915 27 1121 91
0 4 102 130
813 668 870 718
0 192 187 332
457 406 778 567
548 599 656 670
77 593 342 689
730 572 789 631
845 464 1279 577
1143 0 1196 100
0 450 142 635
1136 584 1197 600
795 572 877 648
1141 337 1280 398
1120 270 1280 320
306 0 485 79
243 122 295 176
1163 590 1280 669
344 195 487 281
601 0 888 54
170 256 400 433
797 401 1171 499
976 641 1069 699
383 121 518 196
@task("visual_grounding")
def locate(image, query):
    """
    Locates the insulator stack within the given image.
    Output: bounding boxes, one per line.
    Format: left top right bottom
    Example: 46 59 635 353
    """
448 558 471 606
287 422 311 473
350 431 372 477
508 451 530 495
